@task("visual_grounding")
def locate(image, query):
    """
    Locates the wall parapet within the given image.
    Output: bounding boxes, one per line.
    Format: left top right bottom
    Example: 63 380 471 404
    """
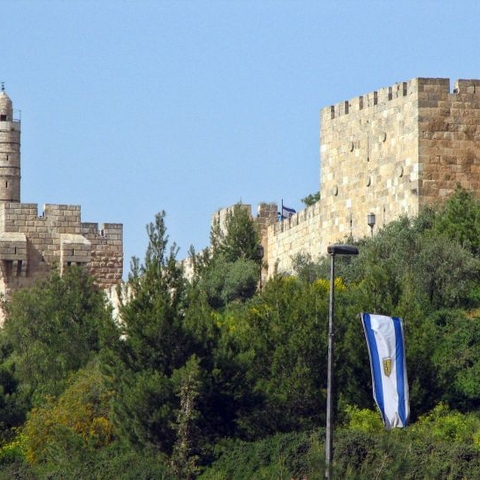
322 78 460 122
323 78 480 123
271 201 320 235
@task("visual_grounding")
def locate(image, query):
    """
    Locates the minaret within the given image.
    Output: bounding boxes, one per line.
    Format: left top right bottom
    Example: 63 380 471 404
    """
0 84 20 202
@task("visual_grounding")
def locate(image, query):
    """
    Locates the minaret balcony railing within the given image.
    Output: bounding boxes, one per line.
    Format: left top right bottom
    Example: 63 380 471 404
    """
0 119 21 132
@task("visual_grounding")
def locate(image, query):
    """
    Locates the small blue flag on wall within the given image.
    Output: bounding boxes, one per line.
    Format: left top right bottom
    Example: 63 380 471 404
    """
360 313 409 429
281 205 296 219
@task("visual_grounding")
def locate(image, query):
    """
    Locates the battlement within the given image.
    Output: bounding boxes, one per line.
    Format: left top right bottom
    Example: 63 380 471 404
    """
43 203 81 222
271 202 321 235
453 79 480 94
80 221 122 238
321 78 480 122
0 200 123 296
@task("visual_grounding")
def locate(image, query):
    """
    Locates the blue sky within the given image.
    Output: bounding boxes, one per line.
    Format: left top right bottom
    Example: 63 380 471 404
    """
2 1 480 274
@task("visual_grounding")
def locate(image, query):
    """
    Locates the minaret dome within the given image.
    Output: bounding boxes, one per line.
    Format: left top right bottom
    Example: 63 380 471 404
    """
0 90 13 121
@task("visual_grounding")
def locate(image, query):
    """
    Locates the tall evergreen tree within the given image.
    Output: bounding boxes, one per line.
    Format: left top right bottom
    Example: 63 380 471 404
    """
102 212 196 453
213 203 262 264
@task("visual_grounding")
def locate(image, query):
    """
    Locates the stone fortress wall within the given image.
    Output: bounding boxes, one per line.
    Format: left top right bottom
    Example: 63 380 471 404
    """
7 77 478 299
0 88 122 306
214 78 480 278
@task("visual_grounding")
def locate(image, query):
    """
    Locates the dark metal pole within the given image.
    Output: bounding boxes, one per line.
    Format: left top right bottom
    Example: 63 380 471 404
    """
324 244 358 479
325 251 335 479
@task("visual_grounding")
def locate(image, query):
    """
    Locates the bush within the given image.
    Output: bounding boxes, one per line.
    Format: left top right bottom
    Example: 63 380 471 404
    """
200 431 322 479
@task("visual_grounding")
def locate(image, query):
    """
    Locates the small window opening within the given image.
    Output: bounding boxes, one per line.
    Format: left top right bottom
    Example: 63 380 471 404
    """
16 260 22 276
3 260 12 277
0 115 7 121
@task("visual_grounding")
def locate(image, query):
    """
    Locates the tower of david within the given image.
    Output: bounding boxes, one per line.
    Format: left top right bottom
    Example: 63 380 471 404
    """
0 88 122 304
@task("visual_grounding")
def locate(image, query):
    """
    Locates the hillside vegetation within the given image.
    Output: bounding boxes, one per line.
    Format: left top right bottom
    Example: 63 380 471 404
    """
2 191 480 478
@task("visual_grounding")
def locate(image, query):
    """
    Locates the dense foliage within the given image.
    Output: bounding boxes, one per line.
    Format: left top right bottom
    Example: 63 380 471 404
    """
2 188 480 477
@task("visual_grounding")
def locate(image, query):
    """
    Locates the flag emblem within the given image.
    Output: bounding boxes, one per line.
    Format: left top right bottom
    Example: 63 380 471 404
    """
383 358 392 377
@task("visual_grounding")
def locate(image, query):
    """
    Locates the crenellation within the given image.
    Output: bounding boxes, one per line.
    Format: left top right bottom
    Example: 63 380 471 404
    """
454 79 480 94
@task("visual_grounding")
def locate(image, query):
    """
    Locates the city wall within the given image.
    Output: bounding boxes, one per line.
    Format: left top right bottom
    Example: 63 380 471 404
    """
263 78 480 276
0 202 122 295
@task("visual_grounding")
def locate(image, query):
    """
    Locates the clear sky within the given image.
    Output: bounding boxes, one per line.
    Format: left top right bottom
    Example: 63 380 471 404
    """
2 0 480 275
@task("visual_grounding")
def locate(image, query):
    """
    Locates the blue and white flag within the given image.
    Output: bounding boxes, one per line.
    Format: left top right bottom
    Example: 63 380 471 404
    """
360 313 409 429
282 205 296 219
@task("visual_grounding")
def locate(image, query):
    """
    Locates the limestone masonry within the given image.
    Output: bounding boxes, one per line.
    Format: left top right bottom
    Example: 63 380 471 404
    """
6 77 479 297
214 77 480 279
0 89 122 303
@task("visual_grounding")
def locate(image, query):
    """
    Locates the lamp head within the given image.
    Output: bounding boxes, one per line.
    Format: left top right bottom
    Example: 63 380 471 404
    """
327 244 359 256
367 212 376 228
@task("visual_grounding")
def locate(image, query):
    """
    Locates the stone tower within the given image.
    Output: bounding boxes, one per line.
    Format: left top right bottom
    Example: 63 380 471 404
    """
257 77 480 277
0 89 123 317
0 85 20 203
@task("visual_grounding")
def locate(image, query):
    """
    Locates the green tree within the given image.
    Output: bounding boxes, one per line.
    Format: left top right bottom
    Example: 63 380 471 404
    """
101 211 243 465
1 266 111 404
194 203 262 308
348 211 480 314
211 203 262 264
429 311 480 410
0 340 26 443
301 191 320 207
102 212 193 453
201 256 259 308
221 275 331 437
432 185 480 255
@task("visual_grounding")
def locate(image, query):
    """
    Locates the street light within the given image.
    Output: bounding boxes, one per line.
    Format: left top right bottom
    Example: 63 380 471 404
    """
325 244 359 479
367 212 376 237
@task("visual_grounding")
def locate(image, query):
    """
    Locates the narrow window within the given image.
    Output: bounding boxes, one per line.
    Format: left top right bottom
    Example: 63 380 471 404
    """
0 115 7 121
3 260 12 277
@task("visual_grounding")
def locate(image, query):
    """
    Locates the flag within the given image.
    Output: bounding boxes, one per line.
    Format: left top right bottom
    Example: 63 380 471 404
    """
281 205 296 219
360 313 409 429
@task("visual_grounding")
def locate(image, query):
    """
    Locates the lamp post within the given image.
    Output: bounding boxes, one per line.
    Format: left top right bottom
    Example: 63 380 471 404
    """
367 212 376 237
325 244 359 479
